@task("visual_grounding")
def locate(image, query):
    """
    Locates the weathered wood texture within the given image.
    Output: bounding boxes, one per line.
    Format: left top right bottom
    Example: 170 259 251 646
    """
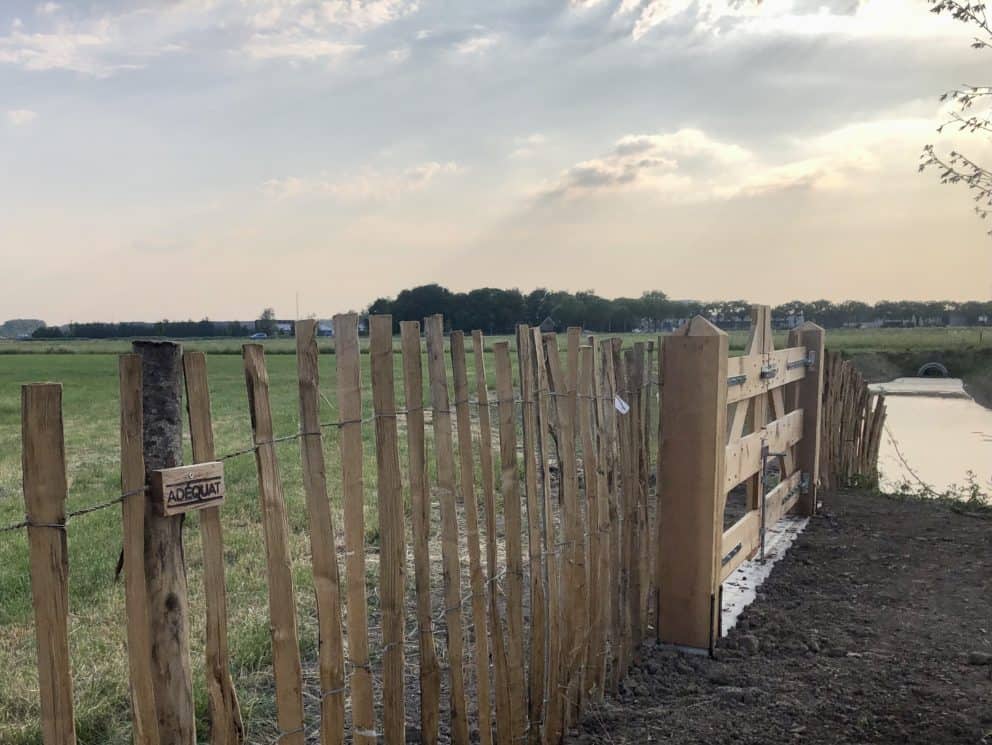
425 315 471 745
182 352 243 745
450 331 493 745
819 350 886 491
332 313 376 745
513 328 546 745
473 331 513 745
22 383 77 745
293 322 345 745
493 341 527 744
533 329 563 744
242 344 304 745
400 321 441 745
133 340 196 745
119 357 161 745
370 316 406 745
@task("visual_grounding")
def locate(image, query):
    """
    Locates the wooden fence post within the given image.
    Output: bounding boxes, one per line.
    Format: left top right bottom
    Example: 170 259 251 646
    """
492 341 527 745
293 322 345 745
22 383 77 745
400 321 441 745
450 331 493 745
119 357 161 745
790 322 825 515
532 329 562 745
472 330 513 745
425 315 470 745
657 318 728 652
242 344 304 745
578 345 604 702
182 352 244 745
332 313 376 744
514 328 546 745
133 340 196 743
369 316 406 745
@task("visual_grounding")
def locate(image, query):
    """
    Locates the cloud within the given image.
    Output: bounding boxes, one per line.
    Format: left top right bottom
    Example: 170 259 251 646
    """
7 109 38 126
263 161 459 201
0 26 121 75
455 33 498 55
609 0 971 42
539 128 752 201
243 0 419 61
539 119 933 204
243 35 360 61
511 133 548 159
0 0 420 74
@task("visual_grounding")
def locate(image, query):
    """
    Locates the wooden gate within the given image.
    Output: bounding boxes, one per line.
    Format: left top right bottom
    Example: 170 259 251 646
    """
656 307 824 651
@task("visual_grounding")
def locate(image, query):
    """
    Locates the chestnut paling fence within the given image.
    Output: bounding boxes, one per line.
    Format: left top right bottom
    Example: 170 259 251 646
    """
8 305 858 745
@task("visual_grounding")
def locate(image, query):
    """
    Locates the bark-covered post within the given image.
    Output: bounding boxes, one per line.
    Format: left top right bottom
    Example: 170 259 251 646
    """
134 340 195 744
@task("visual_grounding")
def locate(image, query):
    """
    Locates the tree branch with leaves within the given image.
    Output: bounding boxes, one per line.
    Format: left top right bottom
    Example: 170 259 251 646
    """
921 0 992 230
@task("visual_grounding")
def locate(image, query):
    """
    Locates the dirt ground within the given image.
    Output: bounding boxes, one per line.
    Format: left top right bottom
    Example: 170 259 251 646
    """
569 490 992 745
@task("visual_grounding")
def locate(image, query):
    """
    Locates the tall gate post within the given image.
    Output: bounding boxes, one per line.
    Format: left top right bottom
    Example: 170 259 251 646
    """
657 317 728 652
134 340 196 744
790 322 825 515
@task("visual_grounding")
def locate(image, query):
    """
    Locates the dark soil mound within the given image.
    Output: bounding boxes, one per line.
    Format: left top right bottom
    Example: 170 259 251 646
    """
570 490 992 744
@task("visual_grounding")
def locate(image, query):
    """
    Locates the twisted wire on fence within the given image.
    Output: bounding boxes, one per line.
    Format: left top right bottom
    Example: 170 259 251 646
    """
0 383 654 536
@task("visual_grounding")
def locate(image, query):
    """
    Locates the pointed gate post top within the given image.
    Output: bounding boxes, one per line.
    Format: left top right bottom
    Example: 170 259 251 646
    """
675 315 727 338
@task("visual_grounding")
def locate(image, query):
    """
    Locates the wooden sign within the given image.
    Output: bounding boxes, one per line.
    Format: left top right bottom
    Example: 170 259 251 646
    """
151 461 225 516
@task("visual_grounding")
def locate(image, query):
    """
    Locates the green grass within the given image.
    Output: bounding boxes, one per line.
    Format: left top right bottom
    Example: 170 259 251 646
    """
0 336 532 744
0 325 988 743
2 325 990 356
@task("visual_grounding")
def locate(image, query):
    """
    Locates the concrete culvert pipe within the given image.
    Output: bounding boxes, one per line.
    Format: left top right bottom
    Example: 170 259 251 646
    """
917 362 949 378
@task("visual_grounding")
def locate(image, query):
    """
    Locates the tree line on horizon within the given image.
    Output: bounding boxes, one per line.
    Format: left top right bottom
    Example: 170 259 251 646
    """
16 285 992 340
366 285 992 334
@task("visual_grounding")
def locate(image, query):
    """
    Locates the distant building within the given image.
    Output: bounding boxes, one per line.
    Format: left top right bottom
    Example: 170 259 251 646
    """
539 316 556 333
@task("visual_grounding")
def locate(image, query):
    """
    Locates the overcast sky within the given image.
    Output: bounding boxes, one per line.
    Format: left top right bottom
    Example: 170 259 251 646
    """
1 0 989 323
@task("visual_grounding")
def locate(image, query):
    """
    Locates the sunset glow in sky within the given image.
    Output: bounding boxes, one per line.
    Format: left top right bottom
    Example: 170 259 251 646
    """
2 0 990 323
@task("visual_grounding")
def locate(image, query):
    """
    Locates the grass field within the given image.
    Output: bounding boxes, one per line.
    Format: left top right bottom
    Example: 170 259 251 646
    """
2 325 990 355
0 326 988 743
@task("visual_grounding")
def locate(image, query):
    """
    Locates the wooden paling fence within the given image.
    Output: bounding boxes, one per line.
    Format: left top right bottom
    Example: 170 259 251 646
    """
13 307 836 745
819 351 887 491
13 314 661 745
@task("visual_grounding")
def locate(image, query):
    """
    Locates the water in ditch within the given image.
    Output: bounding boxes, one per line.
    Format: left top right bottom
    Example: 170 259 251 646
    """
870 377 992 496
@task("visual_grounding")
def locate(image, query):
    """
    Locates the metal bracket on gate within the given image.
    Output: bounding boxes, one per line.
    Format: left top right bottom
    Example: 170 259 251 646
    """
759 364 778 379
721 542 743 568
727 374 747 387
786 350 817 371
